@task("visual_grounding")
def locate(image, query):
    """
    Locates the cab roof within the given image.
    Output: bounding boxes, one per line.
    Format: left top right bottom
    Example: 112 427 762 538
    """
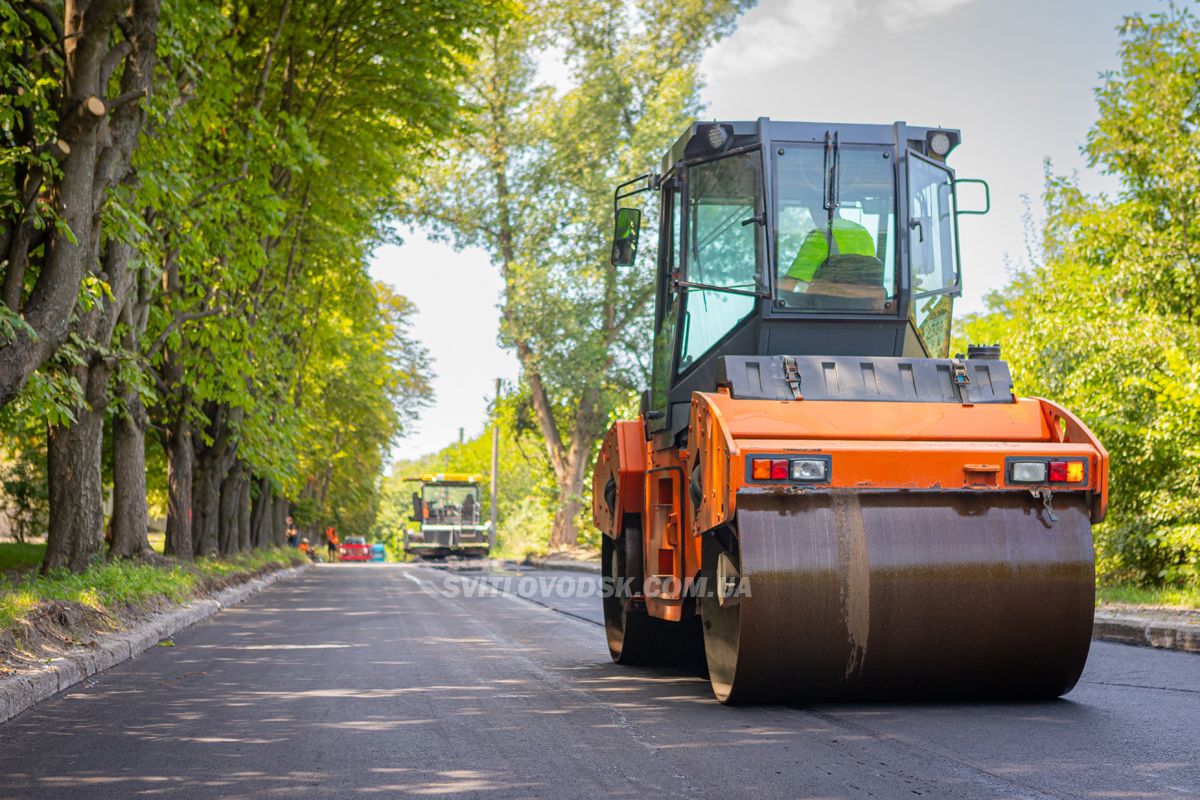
662 118 960 172
405 473 482 485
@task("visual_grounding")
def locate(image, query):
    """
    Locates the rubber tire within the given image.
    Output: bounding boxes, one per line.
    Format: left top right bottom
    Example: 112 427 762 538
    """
603 520 669 664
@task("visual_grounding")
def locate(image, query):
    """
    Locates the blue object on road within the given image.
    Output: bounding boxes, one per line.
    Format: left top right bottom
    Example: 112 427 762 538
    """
370 543 386 562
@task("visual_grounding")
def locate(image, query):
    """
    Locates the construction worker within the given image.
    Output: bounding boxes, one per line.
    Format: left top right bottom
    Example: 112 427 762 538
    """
779 205 877 291
299 538 311 558
326 526 339 561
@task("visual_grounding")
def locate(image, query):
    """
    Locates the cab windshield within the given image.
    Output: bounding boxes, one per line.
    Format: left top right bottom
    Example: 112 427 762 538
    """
775 143 896 312
422 484 481 524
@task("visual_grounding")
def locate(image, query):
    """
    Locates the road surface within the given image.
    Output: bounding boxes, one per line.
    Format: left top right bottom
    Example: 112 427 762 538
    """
1 563 1196 799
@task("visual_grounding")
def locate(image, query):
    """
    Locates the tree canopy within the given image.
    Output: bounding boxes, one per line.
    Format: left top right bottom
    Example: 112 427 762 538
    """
1 0 507 571
959 4 1200 586
409 0 751 545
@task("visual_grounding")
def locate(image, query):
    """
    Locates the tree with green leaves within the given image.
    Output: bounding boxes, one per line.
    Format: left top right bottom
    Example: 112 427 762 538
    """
959 3 1200 586
2 0 507 572
411 0 750 546
131 0 498 561
0 0 160 416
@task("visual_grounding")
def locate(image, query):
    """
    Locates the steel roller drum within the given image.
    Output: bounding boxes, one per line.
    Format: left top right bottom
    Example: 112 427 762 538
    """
700 491 1095 704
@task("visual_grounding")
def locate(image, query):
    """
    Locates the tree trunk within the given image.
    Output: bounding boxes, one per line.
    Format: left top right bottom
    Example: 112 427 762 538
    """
250 477 271 549
109 386 152 559
191 402 242 557
217 474 234 556
218 461 242 555
517 361 604 549
549 448 590 548
237 474 252 552
272 495 288 547
42 360 109 573
44 409 105 572
33 0 161 565
40 243 136 571
192 462 220 557
164 417 193 559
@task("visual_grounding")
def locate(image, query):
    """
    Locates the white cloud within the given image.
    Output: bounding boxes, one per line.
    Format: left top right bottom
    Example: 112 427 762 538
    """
701 0 978 78
882 0 977 31
702 0 863 77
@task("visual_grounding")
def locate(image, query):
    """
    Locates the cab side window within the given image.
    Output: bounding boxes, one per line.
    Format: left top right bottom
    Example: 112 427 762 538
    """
677 152 762 373
650 185 681 423
908 155 958 357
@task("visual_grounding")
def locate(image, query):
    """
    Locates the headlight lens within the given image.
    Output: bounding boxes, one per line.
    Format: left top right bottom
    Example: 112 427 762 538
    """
1010 461 1048 483
707 125 728 149
790 459 827 481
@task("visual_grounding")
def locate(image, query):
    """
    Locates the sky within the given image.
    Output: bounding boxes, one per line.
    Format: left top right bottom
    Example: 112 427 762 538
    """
370 0 1163 462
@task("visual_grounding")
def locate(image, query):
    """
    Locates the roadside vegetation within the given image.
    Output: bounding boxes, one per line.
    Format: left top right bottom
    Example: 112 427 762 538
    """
1097 583 1200 610
0 0 506 576
0 542 301 664
956 4 1200 600
0 546 291 629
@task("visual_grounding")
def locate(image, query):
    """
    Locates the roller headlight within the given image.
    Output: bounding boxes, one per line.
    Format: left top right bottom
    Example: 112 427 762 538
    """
790 459 827 481
1010 461 1048 483
928 131 952 157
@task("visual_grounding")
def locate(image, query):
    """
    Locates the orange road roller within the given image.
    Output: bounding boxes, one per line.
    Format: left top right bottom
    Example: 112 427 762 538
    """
593 119 1108 704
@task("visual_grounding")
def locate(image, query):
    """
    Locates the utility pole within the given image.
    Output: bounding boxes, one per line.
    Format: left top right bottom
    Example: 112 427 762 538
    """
489 378 500 551
458 427 464 445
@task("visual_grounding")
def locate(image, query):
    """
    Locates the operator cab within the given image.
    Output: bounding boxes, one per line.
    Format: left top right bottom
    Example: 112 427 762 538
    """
611 118 990 445
414 480 481 525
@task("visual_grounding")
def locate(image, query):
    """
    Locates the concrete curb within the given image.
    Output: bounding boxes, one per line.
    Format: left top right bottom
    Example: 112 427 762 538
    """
0 563 310 724
1093 611 1199 654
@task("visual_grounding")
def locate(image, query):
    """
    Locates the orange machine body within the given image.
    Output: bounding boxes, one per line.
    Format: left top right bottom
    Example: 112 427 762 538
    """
593 390 1109 625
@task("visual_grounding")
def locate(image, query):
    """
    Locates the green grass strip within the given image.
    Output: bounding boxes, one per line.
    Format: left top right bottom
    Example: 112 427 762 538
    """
0 545 299 633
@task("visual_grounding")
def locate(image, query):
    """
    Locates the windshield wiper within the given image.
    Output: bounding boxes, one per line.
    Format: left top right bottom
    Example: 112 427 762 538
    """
824 130 840 211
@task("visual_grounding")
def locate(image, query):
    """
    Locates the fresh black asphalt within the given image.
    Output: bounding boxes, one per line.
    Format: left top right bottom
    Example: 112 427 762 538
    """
0 563 1196 799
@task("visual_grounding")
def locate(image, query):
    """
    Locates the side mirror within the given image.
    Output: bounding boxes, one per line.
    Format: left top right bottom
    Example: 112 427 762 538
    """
611 207 641 266
954 178 990 216
410 492 422 522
